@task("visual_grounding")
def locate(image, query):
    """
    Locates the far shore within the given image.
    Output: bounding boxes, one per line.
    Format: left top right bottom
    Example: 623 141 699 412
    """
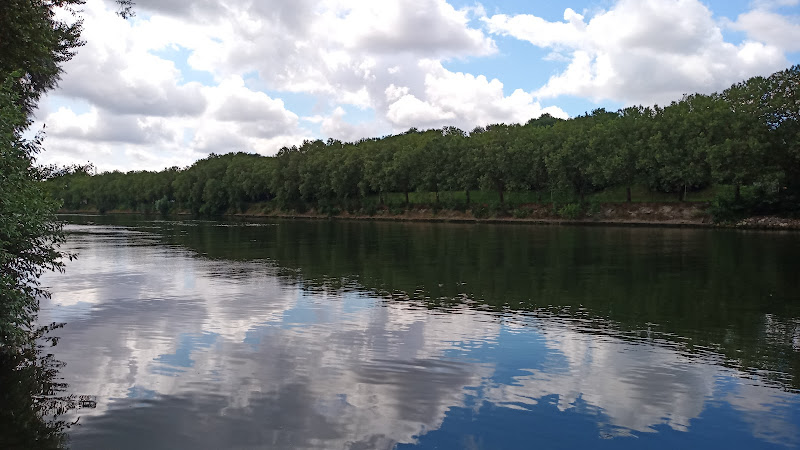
57 202 800 231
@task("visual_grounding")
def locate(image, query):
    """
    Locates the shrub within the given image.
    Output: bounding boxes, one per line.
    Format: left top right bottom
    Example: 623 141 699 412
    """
512 208 530 219
557 203 582 220
155 196 171 216
472 204 490 219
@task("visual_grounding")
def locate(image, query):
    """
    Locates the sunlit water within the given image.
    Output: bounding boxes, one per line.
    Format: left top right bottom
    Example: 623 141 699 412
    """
38 216 800 449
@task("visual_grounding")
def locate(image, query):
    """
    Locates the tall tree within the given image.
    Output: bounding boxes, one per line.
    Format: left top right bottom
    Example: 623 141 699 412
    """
0 0 84 114
765 65 800 199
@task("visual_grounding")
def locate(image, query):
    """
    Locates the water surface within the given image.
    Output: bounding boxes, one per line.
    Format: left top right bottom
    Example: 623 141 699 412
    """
39 216 800 449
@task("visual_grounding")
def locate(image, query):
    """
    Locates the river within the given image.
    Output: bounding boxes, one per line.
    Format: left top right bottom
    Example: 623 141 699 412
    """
37 216 800 449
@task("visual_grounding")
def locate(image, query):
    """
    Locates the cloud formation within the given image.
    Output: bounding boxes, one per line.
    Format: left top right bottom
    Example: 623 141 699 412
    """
484 0 790 105
32 0 800 171
40 224 800 448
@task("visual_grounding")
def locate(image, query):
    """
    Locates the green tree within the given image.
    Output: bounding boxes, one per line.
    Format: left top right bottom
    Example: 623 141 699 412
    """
545 110 616 203
709 81 774 201
0 0 131 349
511 123 551 201
765 65 800 204
0 0 84 114
641 97 712 200
0 80 69 348
592 106 652 202
476 124 517 205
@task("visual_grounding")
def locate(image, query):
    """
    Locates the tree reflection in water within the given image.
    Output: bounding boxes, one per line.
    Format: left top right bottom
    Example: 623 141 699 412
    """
0 323 88 449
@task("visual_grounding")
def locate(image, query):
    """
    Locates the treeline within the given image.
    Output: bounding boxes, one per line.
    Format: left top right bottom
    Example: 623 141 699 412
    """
47 66 800 220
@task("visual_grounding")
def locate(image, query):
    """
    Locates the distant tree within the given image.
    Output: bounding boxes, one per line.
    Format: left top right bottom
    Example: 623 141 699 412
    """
641 97 713 200
765 65 800 198
546 110 617 203
707 80 774 201
476 124 517 205
591 106 652 202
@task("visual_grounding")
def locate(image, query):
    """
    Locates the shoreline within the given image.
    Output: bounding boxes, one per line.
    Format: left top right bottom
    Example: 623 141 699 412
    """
56 203 800 231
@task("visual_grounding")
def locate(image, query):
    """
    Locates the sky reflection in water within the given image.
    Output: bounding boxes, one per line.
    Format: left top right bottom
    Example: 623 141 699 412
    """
38 221 800 449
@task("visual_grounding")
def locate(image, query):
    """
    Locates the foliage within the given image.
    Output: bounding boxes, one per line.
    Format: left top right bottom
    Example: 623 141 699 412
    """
471 204 491 219
0 0 84 114
0 324 77 450
0 1 133 445
0 78 69 349
556 203 583 220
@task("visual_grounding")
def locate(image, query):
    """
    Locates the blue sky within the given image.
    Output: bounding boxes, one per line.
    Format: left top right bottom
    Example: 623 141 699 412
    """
35 0 800 171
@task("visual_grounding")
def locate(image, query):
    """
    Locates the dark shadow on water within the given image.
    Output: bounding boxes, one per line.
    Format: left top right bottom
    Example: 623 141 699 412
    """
0 323 86 449
60 215 800 392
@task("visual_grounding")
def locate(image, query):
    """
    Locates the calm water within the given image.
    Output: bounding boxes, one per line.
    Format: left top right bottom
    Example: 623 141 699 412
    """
38 216 800 449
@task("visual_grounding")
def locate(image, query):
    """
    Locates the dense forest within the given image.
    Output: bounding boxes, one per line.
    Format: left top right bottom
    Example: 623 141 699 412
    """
47 66 800 222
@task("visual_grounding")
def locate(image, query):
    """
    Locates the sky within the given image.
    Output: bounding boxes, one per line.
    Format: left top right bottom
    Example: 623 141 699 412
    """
33 0 800 172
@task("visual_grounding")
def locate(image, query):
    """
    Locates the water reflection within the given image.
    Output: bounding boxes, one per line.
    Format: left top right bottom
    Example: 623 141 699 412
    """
0 324 83 449
38 220 800 449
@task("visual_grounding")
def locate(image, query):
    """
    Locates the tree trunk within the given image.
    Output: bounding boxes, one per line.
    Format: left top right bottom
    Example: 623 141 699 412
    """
498 189 504 205
734 183 741 202
435 190 439 204
405 191 409 205
579 190 585 204
379 192 385 206
626 186 632 203
465 190 470 206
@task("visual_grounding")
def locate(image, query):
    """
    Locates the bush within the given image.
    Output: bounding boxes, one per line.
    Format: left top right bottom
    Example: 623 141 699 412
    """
586 200 602 217
557 203 582 220
155 196 171 216
441 197 467 212
708 182 788 223
511 208 530 219
363 204 377 216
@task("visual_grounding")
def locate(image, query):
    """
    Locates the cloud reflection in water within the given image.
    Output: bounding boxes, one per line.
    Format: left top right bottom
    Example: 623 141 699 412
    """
38 224 800 449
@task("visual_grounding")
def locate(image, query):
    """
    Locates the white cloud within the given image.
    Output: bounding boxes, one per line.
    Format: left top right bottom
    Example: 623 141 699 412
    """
206 77 299 134
385 60 567 130
56 3 207 118
38 0 508 170
751 0 800 8
35 0 799 171
730 9 800 52
320 107 388 143
484 0 790 105
45 107 178 145
325 0 496 56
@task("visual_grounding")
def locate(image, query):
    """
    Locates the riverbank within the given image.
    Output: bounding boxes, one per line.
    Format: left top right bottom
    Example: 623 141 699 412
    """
233 202 717 227
57 202 800 230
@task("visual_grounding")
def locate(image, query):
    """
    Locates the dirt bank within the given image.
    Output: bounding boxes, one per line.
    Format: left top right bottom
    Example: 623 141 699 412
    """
60 202 800 230
233 202 715 228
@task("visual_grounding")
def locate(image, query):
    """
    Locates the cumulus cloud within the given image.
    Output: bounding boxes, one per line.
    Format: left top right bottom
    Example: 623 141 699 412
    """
385 60 567 130
320 107 389 143
38 0 509 170
327 0 496 56
484 0 790 105
729 8 800 52
57 4 207 117
34 0 800 171
45 107 177 145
